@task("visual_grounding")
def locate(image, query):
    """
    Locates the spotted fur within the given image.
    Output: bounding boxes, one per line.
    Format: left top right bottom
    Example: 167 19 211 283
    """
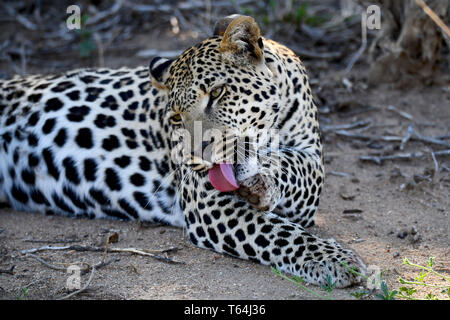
0 15 365 287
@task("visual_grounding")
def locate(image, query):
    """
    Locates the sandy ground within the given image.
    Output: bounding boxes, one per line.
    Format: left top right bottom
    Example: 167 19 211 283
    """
0 6 449 299
0 83 448 300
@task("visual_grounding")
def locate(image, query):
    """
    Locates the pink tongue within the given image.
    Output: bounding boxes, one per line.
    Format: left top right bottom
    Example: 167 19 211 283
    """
209 163 239 192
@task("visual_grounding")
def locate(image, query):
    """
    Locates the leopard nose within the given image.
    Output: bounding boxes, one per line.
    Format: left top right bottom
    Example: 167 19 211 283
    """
235 163 258 182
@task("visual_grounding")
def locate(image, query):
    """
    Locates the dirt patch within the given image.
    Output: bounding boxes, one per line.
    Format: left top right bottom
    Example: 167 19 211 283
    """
0 1 449 300
1 82 448 300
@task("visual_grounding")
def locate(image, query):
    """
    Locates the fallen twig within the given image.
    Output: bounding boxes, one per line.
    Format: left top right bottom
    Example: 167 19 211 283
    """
21 245 184 264
414 132 450 148
25 253 66 271
334 130 402 142
322 119 372 132
435 150 450 156
86 1 122 26
338 105 378 117
360 152 424 165
25 253 119 274
434 134 450 140
328 171 352 178
335 128 450 149
111 247 182 264
2 4 38 31
360 150 450 165
344 10 367 74
400 124 415 150
431 151 439 183
22 238 81 244
0 265 15 275
415 0 450 38
291 46 342 60
387 105 414 121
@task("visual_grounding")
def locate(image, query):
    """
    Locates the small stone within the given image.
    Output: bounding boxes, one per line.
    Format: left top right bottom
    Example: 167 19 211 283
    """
343 209 363 214
340 192 356 201
342 213 362 221
393 252 400 258
351 177 360 183
107 232 119 244
367 142 384 149
397 229 408 239
411 233 421 243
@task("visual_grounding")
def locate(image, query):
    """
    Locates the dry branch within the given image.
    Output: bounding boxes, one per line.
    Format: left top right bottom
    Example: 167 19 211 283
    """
2 4 37 31
360 150 450 165
415 0 450 37
322 119 372 132
86 1 123 26
414 132 450 148
25 253 66 271
400 124 415 150
329 171 352 178
22 238 81 244
335 128 450 149
387 105 414 121
21 244 184 264
344 14 367 74
291 46 342 60
334 130 402 142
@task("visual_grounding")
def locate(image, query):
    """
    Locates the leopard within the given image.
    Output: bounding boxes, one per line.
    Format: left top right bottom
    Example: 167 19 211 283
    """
0 15 366 288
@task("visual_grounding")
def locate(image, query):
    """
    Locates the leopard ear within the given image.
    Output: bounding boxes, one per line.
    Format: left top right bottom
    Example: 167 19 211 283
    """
218 15 264 65
213 14 243 36
149 57 173 89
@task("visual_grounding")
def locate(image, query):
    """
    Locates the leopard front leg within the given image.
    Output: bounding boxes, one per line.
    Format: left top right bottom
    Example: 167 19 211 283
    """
181 168 365 288
237 148 324 228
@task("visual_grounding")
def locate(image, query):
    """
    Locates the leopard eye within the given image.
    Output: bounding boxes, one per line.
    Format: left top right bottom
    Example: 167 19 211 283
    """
169 113 182 125
210 86 225 99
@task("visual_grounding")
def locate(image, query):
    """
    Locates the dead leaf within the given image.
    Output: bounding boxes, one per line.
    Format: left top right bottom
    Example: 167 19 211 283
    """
107 232 119 244
340 192 356 200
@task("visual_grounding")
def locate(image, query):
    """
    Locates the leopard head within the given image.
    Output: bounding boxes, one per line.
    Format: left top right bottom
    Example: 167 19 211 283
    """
150 15 281 186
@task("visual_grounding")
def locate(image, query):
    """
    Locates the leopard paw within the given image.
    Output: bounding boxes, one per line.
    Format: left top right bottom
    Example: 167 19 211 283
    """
236 174 280 211
299 247 367 288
